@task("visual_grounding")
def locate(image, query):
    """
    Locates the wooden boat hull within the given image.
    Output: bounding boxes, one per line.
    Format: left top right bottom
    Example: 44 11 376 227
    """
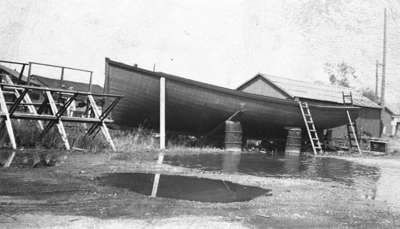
104 58 360 138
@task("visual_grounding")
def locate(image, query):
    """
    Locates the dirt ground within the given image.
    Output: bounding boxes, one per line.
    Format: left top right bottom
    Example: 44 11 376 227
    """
1 150 399 228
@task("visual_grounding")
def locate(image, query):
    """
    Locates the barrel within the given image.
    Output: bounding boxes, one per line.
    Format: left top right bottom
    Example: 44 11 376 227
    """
224 121 242 151
285 127 302 156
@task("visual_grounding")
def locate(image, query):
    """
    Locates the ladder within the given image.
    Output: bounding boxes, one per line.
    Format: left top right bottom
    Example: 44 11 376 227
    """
298 101 323 155
342 92 362 154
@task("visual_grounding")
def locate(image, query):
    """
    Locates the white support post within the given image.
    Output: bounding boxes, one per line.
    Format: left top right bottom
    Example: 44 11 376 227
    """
45 90 71 150
0 86 16 150
151 77 166 198
3 151 16 167
160 77 166 150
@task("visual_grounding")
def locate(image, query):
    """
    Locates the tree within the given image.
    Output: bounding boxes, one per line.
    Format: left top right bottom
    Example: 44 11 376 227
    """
324 62 357 88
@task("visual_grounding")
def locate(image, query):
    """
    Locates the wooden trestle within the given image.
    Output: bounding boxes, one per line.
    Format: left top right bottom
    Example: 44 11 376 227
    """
0 63 122 167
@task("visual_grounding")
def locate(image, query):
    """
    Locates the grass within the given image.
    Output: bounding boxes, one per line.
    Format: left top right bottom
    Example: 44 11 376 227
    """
10 120 107 152
4 120 225 155
109 127 225 162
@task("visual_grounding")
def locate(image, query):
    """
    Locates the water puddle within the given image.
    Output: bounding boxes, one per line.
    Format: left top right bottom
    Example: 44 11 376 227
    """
164 153 380 186
99 173 271 203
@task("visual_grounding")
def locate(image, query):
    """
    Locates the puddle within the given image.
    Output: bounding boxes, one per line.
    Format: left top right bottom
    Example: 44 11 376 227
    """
164 153 380 186
99 173 271 203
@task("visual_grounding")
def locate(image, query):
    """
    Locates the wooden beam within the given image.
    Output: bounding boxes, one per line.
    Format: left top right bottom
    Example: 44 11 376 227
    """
0 83 123 98
0 86 16 150
151 77 167 198
151 173 161 198
29 61 92 73
4 74 44 130
44 90 70 150
60 67 65 88
160 77 166 150
41 93 77 135
87 94 116 151
18 64 25 81
0 112 114 123
86 97 121 135
3 151 16 168
27 62 32 84
8 88 28 115
88 72 93 92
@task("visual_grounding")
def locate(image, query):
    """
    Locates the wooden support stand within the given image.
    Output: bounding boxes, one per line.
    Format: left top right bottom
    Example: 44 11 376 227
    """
285 127 302 156
0 81 122 167
86 94 116 151
44 90 71 150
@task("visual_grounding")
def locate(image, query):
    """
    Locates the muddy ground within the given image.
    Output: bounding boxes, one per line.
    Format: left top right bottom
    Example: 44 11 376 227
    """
1 149 399 228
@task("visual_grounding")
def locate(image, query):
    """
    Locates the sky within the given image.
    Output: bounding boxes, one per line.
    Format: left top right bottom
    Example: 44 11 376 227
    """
1 0 400 108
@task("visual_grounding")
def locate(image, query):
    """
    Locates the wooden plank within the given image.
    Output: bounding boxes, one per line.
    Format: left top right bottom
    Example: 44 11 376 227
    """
45 90 70 150
8 88 28 115
160 77 166 150
152 78 166 197
0 83 123 98
0 112 113 123
151 173 162 198
41 93 77 135
0 86 16 150
3 151 16 168
87 94 116 151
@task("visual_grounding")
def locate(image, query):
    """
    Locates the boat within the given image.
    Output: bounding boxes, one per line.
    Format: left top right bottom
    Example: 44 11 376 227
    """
104 58 360 138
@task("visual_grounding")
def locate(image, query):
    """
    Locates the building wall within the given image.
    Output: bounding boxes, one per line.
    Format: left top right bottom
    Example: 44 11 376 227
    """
328 108 381 149
240 78 288 99
330 108 381 138
381 109 393 136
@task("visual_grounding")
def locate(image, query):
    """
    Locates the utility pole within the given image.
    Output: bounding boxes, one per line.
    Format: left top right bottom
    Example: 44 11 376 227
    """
375 60 379 98
380 8 387 106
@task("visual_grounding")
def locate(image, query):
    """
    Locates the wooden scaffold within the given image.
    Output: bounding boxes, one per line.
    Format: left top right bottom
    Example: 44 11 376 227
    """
0 60 122 167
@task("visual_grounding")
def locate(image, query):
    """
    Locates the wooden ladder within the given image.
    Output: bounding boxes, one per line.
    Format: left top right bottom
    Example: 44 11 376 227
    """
298 101 323 155
342 92 362 154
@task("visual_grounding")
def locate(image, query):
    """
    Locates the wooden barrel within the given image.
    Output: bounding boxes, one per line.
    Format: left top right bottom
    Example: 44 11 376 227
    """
225 121 242 151
285 127 302 155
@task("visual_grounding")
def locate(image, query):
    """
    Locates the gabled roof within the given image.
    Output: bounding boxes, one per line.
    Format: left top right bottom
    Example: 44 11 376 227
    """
32 75 104 94
237 73 381 109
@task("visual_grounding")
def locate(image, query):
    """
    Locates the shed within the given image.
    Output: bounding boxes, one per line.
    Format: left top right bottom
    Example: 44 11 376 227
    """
382 103 400 136
237 74 382 140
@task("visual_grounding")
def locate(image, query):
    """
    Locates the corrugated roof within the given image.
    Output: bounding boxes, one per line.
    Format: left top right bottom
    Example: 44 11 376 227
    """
240 74 381 109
